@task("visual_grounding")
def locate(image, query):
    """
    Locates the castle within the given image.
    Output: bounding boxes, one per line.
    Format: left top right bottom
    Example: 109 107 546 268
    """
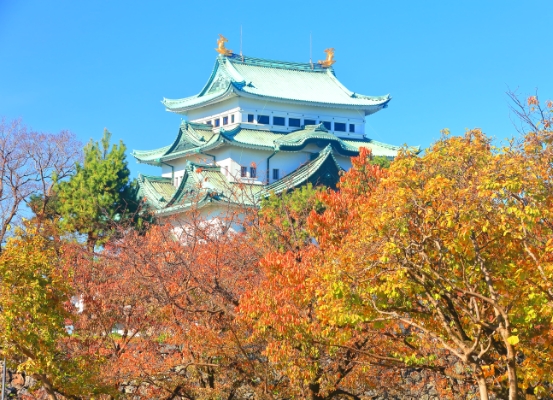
132 36 415 223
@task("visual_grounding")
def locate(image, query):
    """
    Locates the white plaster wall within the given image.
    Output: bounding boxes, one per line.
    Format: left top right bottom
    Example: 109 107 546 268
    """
168 203 249 239
161 154 213 186
225 147 273 184
269 151 311 183
185 96 370 138
236 98 367 137
186 97 240 122
335 154 353 171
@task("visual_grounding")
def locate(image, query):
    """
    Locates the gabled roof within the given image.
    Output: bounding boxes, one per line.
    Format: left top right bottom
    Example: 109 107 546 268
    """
137 146 347 215
273 123 359 155
137 162 262 217
132 122 409 166
259 144 344 197
162 54 390 114
131 122 222 166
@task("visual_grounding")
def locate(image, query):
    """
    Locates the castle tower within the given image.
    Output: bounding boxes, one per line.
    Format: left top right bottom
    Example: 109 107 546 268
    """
132 37 417 220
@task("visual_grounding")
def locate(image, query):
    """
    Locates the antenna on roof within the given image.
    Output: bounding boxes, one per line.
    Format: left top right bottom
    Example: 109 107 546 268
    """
309 32 313 70
240 25 244 62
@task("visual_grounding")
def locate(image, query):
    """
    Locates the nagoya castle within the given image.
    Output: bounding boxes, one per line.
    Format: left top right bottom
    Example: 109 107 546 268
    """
132 35 411 221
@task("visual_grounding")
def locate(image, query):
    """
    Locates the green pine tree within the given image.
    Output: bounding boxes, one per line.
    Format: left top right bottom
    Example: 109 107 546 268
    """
55 129 141 249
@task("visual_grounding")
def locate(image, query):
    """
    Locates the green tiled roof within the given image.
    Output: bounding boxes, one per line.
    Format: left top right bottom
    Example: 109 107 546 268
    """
138 161 262 217
343 138 420 158
132 121 224 166
259 144 343 197
162 54 390 114
221 126 285 150
133 123 409 166
136 140 418 216
137 174 177 209
274 124 358 155
138 147 343 216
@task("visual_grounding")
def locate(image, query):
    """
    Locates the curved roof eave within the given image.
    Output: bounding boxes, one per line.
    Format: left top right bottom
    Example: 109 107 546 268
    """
277 140 358 156
132 128 183 165
159 136 225 163
163 86 238 113
233 89 391 113
155 195 250 217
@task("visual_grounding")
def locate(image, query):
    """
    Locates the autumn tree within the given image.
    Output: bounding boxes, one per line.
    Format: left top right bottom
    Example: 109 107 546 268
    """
239 150 459 400
65 204 280 399
0 118 81 251
0 223 104 399
307 96 553 400
55 128 141 250
254 183 325 253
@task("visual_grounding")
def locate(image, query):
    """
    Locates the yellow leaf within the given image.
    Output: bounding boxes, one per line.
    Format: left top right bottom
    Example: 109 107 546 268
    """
507 335 519 345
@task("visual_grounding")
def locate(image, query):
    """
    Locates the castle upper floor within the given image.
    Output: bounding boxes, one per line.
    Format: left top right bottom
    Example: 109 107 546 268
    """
161 53 391 138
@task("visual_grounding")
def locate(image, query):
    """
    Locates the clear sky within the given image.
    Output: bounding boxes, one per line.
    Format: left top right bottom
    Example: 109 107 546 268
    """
1 0 552 178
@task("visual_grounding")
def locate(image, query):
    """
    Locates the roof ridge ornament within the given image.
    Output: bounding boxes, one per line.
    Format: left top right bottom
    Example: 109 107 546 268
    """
318 48 336 68
215 34 233 56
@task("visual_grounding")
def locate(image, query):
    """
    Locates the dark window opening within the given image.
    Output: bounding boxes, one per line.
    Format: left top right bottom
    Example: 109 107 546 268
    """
289 118 301 127
272 169 279 180
214 119 220 127
273 116 285 126
206 120 212 125
258 115 270 124
223 116 228 125
247 114 254 123
335 122 346 132
250 167 257 178
304 119 316 126
241 166 248 177
349 123 355 133
231 114 235 123
321 121 332 130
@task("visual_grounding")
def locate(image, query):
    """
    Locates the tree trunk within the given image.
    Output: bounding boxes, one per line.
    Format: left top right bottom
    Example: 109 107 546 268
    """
501 329 519 400
33 374 58 400
476 372 489 400
308 380 323 400
506 355 519 400
87 231 96 252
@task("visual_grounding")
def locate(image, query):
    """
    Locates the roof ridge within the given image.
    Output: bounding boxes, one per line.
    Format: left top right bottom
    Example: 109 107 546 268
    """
186 160 222 171
226 53 327 72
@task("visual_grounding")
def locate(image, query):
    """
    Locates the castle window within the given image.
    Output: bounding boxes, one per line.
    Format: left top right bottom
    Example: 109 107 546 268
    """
258 115 270 124
321 121 332 130
231 114 235 123
223 116 229 125
349 124 355 133
304 119 316 126
250 166 257 178
334 122 346 132
273 116 285 126
272 169 279 180
241 166 248 177
247 114 254 123
214 119 220 127
289 118 301 127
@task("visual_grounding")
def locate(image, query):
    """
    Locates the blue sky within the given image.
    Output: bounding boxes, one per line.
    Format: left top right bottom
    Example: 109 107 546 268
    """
1 0 552 178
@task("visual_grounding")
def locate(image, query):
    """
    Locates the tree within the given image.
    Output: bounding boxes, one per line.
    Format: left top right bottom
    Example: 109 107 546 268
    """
0 223 103 399
240 150 456 400
67 206 277 399
255 183 325 253
0 118 81 251
309 111 553 399
56 128 140 250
